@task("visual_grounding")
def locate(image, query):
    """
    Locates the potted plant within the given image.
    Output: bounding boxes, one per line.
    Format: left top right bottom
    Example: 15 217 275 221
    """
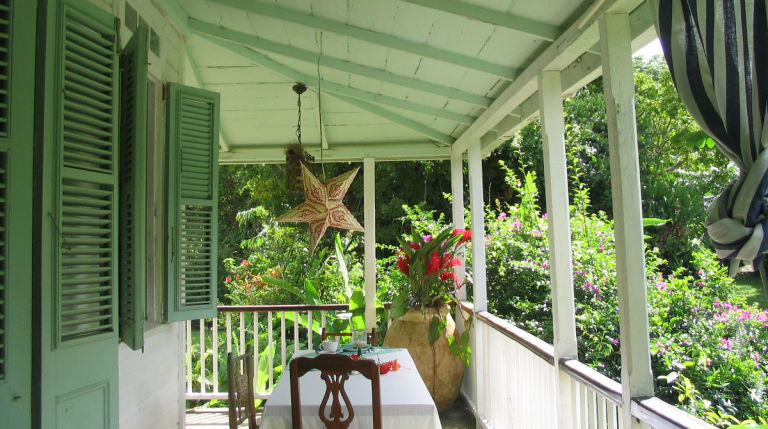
383 227 472 411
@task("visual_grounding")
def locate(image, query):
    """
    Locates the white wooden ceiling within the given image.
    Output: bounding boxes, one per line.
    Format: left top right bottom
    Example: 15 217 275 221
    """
168 0 657 163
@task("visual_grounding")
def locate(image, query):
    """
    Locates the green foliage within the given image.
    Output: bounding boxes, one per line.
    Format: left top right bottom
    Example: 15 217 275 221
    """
498 57 736 272
481 164 768 425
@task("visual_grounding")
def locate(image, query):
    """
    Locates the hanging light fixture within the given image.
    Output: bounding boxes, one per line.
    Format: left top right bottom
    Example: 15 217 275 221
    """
285 82 314 191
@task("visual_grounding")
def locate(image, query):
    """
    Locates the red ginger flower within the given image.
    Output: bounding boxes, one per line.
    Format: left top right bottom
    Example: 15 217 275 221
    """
425 251 441 275
452 229 472 244
396 252 410 275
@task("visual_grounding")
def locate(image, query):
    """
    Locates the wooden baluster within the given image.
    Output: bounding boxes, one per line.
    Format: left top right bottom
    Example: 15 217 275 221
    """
186 320 192 394
254 311 259 393
239 311 245 355
212 317 219 393
226 312 232 354
199 319 206 394
281 311 287 369
294 311 299 352
268 311 274 391
307 310 313 349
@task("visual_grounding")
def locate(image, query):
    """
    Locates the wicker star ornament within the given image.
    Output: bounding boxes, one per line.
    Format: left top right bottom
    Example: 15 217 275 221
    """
276 163 363 254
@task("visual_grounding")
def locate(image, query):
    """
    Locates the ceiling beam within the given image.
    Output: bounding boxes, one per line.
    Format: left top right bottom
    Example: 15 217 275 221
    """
199 35 477 125
330 93 454 145
218 141 451 164
451 0 647 154
188 18 493 107
399 0 560 42
479 3 656 155
208 0 517 79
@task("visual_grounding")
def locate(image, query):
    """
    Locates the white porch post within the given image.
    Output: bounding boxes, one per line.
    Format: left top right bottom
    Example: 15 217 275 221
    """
451 151 466 301
599 13 654 429
363 157 376 329
538 70 577 429
467 136 487 428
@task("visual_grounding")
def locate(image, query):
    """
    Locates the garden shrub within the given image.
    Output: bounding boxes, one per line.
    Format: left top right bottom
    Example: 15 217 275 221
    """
481 167 767 425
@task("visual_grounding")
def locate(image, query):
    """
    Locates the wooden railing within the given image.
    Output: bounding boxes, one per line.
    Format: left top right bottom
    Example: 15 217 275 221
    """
458 302 716 429
185 304 391 401
186 303 715 428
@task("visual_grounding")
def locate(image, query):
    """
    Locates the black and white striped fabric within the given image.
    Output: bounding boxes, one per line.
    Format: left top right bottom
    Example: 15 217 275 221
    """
651 0 768 281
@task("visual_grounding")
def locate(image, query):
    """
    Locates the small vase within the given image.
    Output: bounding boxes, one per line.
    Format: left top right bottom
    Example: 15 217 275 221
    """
382 306 465 412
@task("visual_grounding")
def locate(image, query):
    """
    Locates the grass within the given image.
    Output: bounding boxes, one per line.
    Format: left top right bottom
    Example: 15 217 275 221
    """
732 273 768 310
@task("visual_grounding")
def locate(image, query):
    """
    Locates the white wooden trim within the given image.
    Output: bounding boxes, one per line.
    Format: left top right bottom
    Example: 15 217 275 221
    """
539 70 578 429
451 152 467 301
467 137 487 426
599 12 654 429
364 158 377 329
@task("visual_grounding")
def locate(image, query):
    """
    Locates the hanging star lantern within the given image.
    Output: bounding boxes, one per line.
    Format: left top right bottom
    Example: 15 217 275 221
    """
276 163 363 254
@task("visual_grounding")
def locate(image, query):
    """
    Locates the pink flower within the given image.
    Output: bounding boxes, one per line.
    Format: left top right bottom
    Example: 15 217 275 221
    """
720 338 732 350
498 212 507 220
452 229 472 244
225 276 232 283
240 259 249 266
541 213 548 219
532 229 541 237
655 281 667 290
396 251 410 275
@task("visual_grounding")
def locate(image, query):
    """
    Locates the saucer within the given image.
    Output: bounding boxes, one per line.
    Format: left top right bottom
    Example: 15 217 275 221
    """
318 350 338 354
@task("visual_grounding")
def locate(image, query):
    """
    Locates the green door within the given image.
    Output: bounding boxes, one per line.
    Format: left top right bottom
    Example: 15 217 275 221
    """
36 0 120 427
0 1 36 428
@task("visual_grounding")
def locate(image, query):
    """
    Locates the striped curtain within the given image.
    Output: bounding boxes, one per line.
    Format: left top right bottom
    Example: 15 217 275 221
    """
651 0 768 294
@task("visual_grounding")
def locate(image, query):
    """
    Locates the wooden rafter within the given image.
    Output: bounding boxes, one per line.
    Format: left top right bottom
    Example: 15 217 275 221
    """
400 0 560 41
197 34 477 125
330 94 454 145
208 0 517 79
188 18 493 107
218 141 452 164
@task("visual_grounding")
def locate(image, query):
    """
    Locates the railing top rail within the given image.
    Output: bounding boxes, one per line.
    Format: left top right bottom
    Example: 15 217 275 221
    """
217 302 393 313
631 397 718 429
560 358 622 405
459 300 555 365
217 304 350 312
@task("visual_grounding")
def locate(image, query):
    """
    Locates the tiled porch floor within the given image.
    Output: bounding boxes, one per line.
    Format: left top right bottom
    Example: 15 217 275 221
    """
185 396 475 428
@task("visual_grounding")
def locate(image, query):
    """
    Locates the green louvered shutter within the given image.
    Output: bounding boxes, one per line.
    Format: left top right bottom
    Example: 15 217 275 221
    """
56 1 119 344
166 83 219 321
0 152 7 378
118 26 147 350
0 0 10 380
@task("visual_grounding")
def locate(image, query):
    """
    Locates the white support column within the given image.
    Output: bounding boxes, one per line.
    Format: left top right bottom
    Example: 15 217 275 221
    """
599 13 654 429
451 151 467 301
467 137 487 428
539 70 577 429
363 158 377 330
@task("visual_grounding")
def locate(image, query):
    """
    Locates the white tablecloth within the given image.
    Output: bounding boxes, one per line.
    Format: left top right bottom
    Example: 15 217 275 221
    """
260 348 442 429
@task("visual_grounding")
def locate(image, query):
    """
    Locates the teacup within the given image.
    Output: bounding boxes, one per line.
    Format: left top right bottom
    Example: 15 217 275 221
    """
320 340 338 353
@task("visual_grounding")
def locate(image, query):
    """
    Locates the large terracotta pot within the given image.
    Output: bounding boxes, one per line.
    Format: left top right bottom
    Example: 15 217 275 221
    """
383 306 464 412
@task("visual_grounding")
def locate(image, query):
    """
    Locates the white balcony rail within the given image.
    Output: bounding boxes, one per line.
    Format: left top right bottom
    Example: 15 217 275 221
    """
458 302 716 429
184 304 391 402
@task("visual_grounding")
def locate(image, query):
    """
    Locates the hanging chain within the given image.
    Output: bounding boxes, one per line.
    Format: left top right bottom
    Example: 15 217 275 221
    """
296 90 302 148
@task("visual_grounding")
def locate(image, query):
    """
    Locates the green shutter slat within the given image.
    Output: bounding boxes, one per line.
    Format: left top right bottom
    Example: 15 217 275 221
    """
118 26 147 350
54 3 118 346
0 0 10 138
166 84 219 321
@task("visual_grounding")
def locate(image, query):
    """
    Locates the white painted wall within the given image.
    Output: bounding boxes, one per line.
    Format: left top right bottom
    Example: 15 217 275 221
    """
108 0 189 427
119 323 186 429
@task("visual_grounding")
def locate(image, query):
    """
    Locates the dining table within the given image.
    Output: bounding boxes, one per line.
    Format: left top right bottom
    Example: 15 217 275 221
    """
259 347 442 429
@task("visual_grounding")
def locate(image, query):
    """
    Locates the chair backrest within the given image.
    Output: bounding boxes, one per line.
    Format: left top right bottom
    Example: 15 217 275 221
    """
227 345 257 429
290 354 382 429
320 327 378 347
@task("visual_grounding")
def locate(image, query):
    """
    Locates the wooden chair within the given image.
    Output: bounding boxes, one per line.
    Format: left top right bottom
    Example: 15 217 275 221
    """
321 327 378 347
228 345 258 429
290 353 382 429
